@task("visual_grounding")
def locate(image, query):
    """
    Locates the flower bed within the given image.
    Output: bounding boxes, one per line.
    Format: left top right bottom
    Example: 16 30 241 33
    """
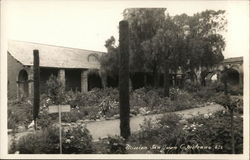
9 123 94 154
9 108 243 154
125 110 243 154
8 87 209 130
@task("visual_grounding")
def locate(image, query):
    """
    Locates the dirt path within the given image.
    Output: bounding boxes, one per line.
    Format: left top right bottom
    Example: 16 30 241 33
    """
8 103 224 150
86 103 224 140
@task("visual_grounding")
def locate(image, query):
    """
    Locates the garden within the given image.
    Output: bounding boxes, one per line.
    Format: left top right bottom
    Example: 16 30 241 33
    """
7 8 244 155
8 101 243 154
8 79 229 131
8 77 243 154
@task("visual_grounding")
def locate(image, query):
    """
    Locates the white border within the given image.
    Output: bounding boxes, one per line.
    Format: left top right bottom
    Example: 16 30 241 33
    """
1 0 249 159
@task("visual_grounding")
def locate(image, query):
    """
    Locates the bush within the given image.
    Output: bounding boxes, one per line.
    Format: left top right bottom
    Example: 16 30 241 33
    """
130 110 243 154
183 81 201 92
11 124 94 154
8 99 33 129
185 111 243 154
96 136 126 154
46 75 66 105
9 86 208 128
62 123 94 154
228 85 243 95
10 126 60 154
130 87 201 114
171 89 199 111
131 113 183 153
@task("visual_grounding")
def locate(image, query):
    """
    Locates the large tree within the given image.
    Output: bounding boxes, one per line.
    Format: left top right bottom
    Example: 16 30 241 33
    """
100 9 227 90
175 10 226 85
100 36 119 77
142 14 184 96
123 8 166 86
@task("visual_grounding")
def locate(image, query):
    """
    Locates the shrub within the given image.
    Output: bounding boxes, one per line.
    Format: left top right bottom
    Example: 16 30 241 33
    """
46 75 66 105
183 81 201 92
171 89 199 111
130 87 200 114
132 113 183 153
130 110 243 154
62 123 94 154
37 110 55 129
228 85 243 96
185 111 243 154
11 126 60 154
96 136 126 154
11 124 94 154
9 86 207 128
195 86 217 102
8 99 33 129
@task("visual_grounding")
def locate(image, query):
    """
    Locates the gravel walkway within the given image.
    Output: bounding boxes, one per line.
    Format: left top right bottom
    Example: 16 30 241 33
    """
8 103 225 150
86 103 224 140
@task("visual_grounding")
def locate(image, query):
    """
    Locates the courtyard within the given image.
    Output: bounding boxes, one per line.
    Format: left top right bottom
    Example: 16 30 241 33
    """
2 2 247 157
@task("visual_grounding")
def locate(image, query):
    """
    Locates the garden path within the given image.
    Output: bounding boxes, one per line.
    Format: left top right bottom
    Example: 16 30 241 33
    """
8 103 225 150
86 103 225 140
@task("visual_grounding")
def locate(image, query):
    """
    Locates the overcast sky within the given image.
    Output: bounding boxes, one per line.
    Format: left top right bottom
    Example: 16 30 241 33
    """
2 0 249 58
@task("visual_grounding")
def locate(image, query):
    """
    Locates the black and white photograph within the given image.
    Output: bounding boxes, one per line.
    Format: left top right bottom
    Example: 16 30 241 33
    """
0 0 249 159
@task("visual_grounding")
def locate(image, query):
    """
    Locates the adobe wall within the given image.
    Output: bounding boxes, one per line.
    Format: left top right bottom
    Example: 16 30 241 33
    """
7 52 27 99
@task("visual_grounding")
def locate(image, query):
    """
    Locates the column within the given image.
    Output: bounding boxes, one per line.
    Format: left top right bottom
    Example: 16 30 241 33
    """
17 82 20 100
81 69 88 92
172 74 176 87
28 67 34 99
58 69 65 90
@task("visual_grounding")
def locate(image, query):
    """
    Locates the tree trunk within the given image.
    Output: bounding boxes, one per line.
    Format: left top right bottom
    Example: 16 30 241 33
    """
200 70 210 87
189 69 198 84
119 20 131 139
200 75 206 86
33 50 40 130
164 61 170 97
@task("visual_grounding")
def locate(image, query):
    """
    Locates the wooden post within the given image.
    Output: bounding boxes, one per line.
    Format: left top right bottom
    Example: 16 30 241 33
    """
33 50 40 130
119 20 131 139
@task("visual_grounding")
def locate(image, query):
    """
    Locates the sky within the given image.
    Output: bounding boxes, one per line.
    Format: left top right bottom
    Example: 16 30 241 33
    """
2 0 249 58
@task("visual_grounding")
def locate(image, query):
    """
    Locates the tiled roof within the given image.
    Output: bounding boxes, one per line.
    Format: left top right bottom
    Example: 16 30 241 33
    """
8 40 105 69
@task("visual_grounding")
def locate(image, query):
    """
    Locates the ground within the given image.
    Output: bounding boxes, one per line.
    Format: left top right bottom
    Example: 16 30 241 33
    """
87 103 224 140
7 85 243 154
8 103 224 150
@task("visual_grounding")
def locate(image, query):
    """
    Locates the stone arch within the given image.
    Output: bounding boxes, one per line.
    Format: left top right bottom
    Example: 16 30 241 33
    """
87 53 100 63
229 64 241 74
17 69 29 99
226 68 240 86
206 70 221 82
